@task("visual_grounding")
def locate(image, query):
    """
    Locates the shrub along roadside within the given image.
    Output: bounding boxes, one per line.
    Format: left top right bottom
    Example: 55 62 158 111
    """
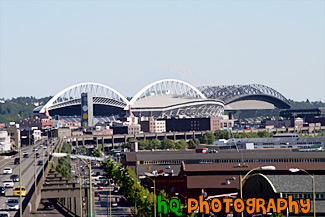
55 142 72 179
103 157 195 216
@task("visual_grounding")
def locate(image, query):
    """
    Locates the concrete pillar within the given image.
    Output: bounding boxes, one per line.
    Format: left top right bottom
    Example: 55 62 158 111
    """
173 133 176 141
85 186 95 217
102 136 105 153
76 194 82 217
184 132 187 141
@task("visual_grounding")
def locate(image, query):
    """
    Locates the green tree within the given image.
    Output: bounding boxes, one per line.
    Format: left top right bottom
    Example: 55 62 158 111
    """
121 142 131 149
257 130 273 138
149 139 162 149
102 158 115 178
200 132 215 144
55 142 72 179
138 140 150 150
78 147 89 155
188 140 197 149
161 139 176 149
175 140 188 149
214 130 229 140
93 148 103 157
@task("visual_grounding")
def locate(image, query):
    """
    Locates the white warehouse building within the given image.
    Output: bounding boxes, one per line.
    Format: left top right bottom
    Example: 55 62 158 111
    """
0 131 12 152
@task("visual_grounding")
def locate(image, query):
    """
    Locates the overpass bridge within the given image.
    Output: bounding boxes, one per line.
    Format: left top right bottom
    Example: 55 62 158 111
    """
2 138 62 217
39 170 92 217
65 125 325 148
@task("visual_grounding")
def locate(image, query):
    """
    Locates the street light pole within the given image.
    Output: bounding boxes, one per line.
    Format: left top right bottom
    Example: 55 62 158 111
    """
100 176 112 217
146 176 156 217
19 142 22 217
135 196 147 215
77 175 90 217
79 175 83 217
34 141 37 195
109 179 112 217
289 168 316 217
76 157 93 217
240 166 276 217
42 145 45 180
89 161 93 217
51 153 103 217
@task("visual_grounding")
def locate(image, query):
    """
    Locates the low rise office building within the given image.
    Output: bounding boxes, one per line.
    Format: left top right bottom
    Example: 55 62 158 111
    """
121 148 325 215
0 130 11 152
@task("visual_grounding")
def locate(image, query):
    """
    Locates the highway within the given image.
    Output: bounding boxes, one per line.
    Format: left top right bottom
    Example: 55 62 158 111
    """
65 125 325 147
0 139 57 216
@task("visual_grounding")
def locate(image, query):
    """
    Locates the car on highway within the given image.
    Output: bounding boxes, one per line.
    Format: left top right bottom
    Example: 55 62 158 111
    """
36 153 40 158
6 198 19 210
111 198 118 207
37 160 43 166
43 201 54 210
0 211 10 217
3 167 12 174
14 158 20 165
32 147 38 151
13 186 27 197
23 152 29 158
10 174 19 182
3 180 14 188
0 186 6 196
113 186 120 193
119 197 127 203
92 175 104 181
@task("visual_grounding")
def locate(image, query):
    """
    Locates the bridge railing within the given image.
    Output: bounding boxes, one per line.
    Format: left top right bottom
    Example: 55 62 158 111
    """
15 139 62 217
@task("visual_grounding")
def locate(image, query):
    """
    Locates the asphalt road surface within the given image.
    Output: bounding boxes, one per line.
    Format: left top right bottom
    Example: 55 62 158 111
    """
94 186 131 217
0 140 56 216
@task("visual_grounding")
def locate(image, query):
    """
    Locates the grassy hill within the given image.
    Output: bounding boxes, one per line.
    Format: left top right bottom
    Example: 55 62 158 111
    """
0 96 51 123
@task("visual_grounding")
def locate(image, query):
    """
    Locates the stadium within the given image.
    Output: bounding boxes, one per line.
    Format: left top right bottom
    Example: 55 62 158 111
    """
33 79 290 120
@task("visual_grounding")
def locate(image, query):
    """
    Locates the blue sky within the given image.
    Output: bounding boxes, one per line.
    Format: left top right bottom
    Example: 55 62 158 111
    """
0 0 324 101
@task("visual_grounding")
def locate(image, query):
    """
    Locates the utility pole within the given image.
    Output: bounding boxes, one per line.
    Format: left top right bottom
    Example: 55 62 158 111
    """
19 143 22 217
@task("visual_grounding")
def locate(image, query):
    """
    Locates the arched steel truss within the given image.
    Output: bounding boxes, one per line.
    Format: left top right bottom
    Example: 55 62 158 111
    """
129 79 206 106
40 82 129 113
199 84 290 109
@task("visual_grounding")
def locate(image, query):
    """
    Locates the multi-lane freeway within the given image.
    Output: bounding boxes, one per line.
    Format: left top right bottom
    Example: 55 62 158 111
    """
0 139 57 216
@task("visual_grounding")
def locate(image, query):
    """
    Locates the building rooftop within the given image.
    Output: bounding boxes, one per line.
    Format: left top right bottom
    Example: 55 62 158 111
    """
187 175 239 189
228 136 325 145
264 175 325 193
124 149 325 162
132 94 223 109
182 162 325 173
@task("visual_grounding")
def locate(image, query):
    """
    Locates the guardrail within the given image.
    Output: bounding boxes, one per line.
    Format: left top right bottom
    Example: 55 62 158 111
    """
14 138 62 217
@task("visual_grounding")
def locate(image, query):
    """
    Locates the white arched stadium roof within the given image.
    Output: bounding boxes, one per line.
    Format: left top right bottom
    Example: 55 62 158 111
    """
40 82 129 113
128 79 206 107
